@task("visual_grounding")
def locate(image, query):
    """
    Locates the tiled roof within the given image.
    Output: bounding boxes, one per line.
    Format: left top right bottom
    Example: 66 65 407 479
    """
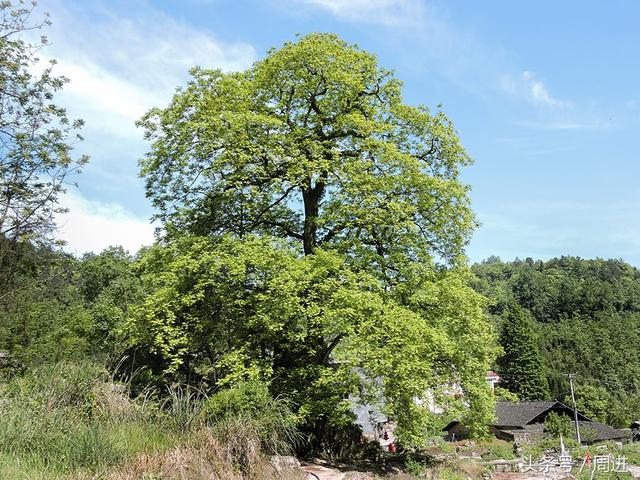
494 401 590 427
444 401 630 443
578 421 631 442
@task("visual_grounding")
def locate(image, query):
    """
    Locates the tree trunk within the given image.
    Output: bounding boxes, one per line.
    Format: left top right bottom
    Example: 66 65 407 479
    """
302 189 318 255
301 174 326 256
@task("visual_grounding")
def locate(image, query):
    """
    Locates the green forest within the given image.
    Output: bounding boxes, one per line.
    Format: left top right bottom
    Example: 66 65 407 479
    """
473 256 640 428
1 2 639 479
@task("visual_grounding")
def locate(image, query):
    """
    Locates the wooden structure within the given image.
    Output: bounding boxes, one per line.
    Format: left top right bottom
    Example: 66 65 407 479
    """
443 400 631 444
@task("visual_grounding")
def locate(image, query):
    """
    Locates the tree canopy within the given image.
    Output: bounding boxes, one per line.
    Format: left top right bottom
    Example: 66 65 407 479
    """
127 235 497 446
139 33 475 273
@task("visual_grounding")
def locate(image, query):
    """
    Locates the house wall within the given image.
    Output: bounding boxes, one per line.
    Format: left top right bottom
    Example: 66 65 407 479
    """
491 424 544 444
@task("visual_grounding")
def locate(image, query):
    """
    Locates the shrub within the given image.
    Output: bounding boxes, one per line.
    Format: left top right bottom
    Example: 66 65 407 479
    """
544 411 573 439
3 360 107 415
203 381 300 454
405 457 426 475
480 439 516 460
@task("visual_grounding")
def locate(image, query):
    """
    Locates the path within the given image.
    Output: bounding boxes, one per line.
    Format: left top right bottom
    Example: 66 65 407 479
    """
302 464 345 480
628 465 640 479
301 462 640 479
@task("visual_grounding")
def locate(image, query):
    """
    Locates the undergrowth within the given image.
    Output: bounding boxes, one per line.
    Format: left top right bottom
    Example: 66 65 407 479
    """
0 361 303 479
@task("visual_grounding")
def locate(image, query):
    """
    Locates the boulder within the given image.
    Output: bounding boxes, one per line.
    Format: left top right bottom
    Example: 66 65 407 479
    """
270 455 301 473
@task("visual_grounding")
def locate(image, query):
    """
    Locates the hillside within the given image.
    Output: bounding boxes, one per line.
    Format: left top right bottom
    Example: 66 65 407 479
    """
472 256 640 427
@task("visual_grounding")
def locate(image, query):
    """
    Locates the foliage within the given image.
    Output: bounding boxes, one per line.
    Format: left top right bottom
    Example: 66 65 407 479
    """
497 302 549 400
404 457 426 475
494 386 519 401
204 381 299 455
138 33 475 270
543 411 573 439
574 384 611 423
479 439 516 461
473 256 640 427
0 244 142 368
78 247 144 354
0 246 91 366
0 1 87 295
128 234 497 447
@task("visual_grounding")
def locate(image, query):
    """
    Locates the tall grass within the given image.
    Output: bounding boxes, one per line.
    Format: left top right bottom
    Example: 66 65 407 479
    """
202 380 302 456
0 362 304 479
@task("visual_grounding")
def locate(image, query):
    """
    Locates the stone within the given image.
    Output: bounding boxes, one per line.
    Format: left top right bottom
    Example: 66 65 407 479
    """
343 472 377 480
270 455 301 473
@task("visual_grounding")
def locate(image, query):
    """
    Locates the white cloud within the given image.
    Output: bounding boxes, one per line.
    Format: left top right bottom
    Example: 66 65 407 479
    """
34 1 257 254
56 192 155 255
521 70 565 107
297 0 423 26
293 0 512 98
42 2 256 139
515 120 611 130
50 59 162 139
501 71 567 107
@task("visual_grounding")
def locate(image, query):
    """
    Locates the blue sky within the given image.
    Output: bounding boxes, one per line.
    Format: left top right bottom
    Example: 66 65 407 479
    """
43 0 640 265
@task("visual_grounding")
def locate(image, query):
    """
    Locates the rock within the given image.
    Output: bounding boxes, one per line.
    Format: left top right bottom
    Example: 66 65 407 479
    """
343 472 377 480
270 455 301 473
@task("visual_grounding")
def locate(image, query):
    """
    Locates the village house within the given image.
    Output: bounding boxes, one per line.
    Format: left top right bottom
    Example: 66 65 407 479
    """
443 400 632 444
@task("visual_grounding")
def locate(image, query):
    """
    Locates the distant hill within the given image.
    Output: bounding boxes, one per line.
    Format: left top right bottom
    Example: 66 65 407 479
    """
472 256 640 428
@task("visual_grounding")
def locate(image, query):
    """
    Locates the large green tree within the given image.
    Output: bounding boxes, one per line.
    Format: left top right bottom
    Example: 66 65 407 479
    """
135 33 497 446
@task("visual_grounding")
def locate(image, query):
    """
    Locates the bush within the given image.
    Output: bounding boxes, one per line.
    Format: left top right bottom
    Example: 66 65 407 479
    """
203 381 300 454
480 439 516 460
0 365 303 478
405 457 426 475
3 360 107 415
544 411 573 439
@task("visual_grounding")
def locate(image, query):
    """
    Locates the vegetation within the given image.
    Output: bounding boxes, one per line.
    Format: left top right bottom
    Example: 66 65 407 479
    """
132 31 498 448
543 411 574 439
0 360 309 479
473 255 640 427
0 3 500 477
0 0 88 296
3 2 638 479
497 302 550 400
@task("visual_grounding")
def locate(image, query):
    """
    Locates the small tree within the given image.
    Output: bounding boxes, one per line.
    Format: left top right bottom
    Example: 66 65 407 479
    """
544 411 573 439
498 303 550 400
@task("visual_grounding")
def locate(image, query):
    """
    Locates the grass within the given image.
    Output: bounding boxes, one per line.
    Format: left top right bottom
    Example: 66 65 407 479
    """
0 361 304 479
13 361 637 480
